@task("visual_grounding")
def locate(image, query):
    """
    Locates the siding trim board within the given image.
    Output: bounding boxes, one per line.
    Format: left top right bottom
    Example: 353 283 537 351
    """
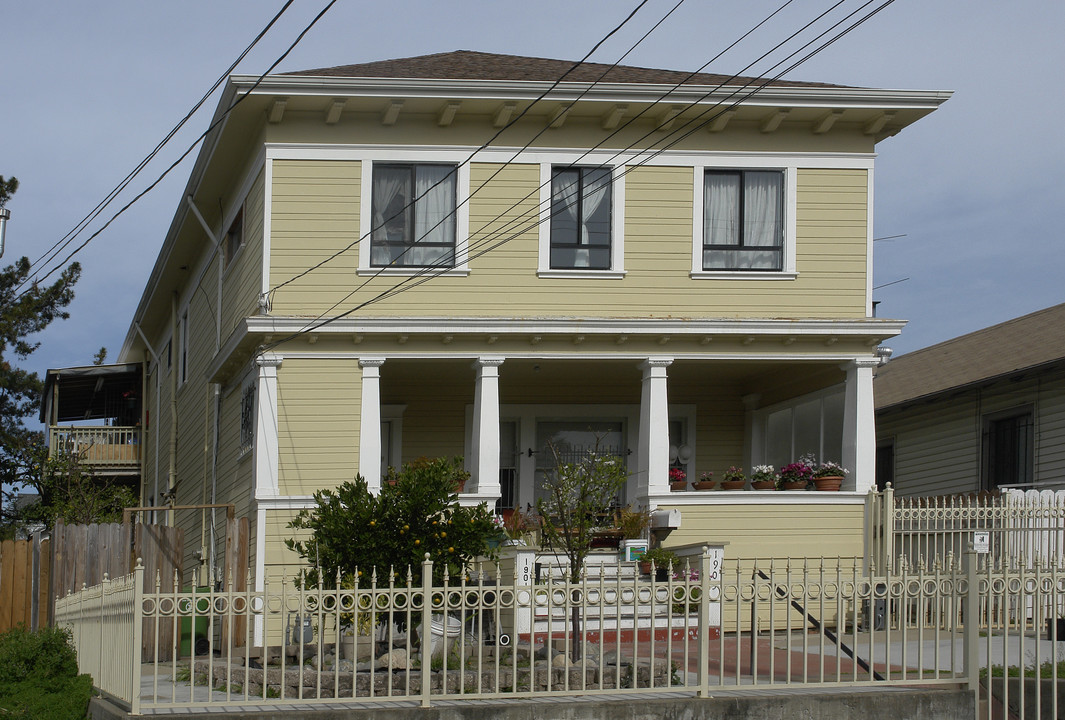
246 316 904 338
265 143 876 170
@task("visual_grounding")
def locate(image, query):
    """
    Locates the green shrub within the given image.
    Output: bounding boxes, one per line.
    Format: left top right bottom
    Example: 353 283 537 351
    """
0 625 92 719
286 456 500 589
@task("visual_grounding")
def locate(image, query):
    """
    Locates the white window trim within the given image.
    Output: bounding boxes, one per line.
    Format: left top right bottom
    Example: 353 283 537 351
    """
538 163 626 278
358 159 470 276
222 200 247 277
690 165 797 279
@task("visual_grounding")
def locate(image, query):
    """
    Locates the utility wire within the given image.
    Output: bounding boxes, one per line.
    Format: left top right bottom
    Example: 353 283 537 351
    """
269 0 802 332
268 0 657 299
24 0 299 281
261 0 892 351
288 0 693 323
19 0 340 295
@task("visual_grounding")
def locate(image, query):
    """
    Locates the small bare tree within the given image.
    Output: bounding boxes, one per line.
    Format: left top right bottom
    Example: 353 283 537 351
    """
536 441 627 659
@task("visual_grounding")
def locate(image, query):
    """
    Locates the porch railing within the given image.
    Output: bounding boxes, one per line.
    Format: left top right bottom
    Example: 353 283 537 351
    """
54 548 1024 715
48 425 141 467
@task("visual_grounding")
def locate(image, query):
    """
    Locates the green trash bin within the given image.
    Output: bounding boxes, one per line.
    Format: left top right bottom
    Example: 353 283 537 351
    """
179 587 211 657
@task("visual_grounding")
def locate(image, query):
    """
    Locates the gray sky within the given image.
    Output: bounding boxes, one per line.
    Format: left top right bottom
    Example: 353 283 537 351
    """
3 0 1062 398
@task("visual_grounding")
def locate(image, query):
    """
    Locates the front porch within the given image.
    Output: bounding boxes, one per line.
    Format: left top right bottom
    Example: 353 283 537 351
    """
351 354 877 512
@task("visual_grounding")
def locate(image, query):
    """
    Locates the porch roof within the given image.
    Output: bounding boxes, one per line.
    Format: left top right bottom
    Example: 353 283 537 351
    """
39 362 142 424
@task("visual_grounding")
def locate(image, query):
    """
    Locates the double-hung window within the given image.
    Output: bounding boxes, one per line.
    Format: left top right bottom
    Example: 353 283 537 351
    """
703 169 784 271
549 166 612 270
370 163 457 268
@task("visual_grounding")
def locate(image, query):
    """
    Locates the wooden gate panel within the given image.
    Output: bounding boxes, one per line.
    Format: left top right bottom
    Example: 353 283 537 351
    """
135 523 184 662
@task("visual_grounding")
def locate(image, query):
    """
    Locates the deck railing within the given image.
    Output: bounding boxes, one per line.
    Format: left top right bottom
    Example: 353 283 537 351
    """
55 547 1034 715
48 426 140 467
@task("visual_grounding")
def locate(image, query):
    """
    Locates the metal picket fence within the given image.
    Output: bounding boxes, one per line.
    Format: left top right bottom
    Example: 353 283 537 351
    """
57 547 1048 716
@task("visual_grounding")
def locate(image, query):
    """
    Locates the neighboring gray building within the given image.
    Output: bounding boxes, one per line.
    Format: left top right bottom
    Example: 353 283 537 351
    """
875 303 1065 496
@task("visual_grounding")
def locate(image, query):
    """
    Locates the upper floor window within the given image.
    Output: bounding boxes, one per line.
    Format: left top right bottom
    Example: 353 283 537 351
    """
550 167 612 270
703 170 783 271
370 163 456 268
224 206 243 269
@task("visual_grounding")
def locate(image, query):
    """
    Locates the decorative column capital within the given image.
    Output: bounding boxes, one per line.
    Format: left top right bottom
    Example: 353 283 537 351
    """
255 354 283 369
841 357 880 372
359 357 386 369
473 356 505 369
639 357 674 375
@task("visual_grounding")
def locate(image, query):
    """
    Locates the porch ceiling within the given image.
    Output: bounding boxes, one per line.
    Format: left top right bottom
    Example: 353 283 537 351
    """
377 357 845 407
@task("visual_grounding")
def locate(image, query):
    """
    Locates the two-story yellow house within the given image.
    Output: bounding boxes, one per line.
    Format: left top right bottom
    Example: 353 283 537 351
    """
106 51 947 585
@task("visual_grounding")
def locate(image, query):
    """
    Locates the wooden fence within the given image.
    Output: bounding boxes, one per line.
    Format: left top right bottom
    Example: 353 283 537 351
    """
0 535 51 632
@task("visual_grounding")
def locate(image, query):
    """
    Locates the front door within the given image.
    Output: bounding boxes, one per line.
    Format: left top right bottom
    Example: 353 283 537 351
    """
534 420 627 505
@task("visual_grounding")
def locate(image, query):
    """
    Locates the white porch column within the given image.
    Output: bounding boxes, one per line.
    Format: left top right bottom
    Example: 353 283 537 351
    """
470 357 504 498
637 358 673 498
842 358 878 493
359 357 385 492
254 355 282 498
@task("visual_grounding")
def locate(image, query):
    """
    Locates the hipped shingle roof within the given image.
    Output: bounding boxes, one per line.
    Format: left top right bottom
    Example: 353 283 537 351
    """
286 50 845 89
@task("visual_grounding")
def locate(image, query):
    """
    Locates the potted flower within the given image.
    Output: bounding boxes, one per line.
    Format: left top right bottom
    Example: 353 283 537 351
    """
639 547 678 581
721 466 746 490
778 456 814 490
668 467 687 492
750 465 777 490
691 471 715 491
812 460 848 491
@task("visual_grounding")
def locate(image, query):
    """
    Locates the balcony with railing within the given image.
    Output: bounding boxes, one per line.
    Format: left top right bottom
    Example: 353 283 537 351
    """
48 425 141 470
40 362 143 476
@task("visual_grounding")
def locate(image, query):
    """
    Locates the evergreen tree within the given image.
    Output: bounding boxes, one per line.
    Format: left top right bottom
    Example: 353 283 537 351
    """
0 177 81 535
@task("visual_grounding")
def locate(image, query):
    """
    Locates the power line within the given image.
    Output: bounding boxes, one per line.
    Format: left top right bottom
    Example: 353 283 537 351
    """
267 0 805 334
283 0 693 323
268 0 659 300
18 0 340 296
24 0 299 281
262 0 894 350
307 0 880 312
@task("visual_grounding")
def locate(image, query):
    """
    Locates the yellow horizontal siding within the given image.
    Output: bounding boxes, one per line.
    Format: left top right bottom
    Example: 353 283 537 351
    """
661 502 866 560
270 159 360 316
267 161 868 320
276 358 361 495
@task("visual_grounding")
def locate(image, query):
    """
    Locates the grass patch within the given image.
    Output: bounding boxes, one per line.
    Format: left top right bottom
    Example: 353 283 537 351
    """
983 660 1065 679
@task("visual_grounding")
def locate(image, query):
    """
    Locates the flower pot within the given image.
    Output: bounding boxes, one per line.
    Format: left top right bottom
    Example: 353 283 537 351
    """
813 475 844 491
670 481 687 492
691 480 716 491
751 480 776 490
720 479 745 490
639 560 652 575
780 480 807 491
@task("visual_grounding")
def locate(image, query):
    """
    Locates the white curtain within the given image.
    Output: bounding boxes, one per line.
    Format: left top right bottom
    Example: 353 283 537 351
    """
704 171 781 269
371 167 406 266
580 168 610 244
704 173 739 247
743 171 781 246
413 165 454 266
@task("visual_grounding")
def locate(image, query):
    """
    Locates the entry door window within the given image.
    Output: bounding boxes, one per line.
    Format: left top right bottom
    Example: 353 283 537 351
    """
498 421 518 511
534 421 626 504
